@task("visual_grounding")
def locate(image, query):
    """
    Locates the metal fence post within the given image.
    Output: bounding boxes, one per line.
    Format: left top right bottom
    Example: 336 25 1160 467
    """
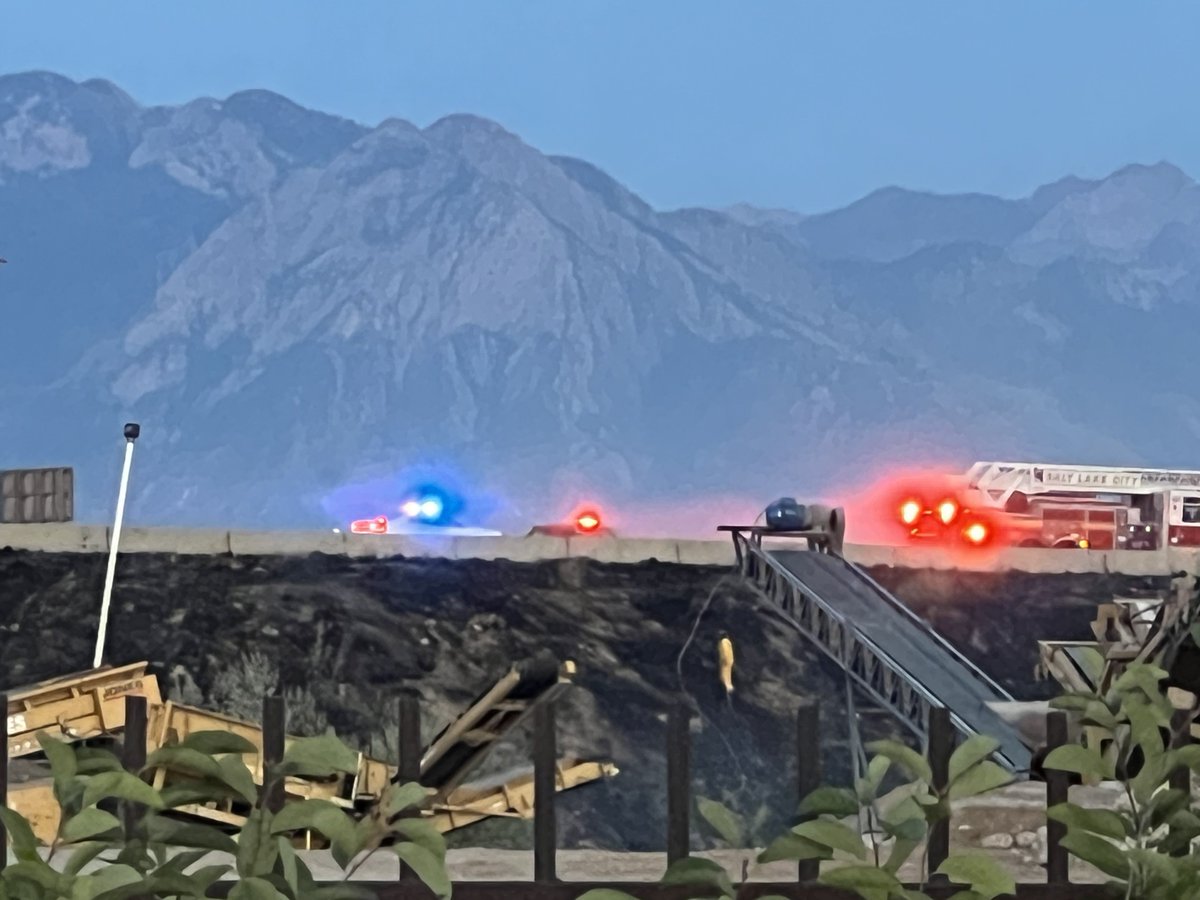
796 700 821 882
262 694 286 813
1169 708 1192 858
120 695 149 837
927 706 954 878
1045 710 1070 883
666 701 692 865
396 691 423 882
1 692 7 873
533 701 558 883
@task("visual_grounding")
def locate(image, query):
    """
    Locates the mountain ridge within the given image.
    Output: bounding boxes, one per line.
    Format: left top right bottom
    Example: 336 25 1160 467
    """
2 71 1198 533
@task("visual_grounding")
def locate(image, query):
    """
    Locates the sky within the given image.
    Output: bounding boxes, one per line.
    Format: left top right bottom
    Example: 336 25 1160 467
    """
1 1 1198 213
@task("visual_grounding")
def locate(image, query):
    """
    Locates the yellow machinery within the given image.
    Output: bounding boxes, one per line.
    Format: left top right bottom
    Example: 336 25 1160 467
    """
5 655 617 843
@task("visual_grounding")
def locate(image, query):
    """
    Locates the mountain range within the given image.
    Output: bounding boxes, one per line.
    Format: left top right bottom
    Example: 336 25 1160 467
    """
3 70 1200 534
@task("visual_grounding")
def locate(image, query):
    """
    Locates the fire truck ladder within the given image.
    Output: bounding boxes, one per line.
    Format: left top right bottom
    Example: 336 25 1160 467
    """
720 526 1032 773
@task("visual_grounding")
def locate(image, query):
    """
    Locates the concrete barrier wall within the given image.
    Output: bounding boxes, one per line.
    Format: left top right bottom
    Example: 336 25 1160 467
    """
2 523 1198 574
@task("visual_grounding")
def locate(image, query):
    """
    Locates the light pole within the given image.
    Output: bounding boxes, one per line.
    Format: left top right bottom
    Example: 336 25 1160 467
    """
94 422 140 669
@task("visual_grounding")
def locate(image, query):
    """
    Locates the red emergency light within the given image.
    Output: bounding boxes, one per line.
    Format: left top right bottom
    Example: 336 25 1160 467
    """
575 510 602 534
350 515 388 535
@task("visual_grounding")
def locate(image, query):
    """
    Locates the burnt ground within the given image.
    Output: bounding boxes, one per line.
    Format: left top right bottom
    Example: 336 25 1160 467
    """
0 548 1170 850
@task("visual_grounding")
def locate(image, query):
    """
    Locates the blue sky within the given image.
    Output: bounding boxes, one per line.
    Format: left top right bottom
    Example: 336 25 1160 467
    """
2 1 1196 212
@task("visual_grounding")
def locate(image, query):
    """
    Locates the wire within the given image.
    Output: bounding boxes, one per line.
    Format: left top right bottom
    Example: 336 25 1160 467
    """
674 572 752 797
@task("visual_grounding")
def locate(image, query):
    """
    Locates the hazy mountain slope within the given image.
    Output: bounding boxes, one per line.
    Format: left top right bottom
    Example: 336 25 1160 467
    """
2 71 1198 530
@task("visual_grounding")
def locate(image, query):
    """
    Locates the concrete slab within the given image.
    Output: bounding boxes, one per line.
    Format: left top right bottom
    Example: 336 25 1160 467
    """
567 537 680 564
115 527 227 555
674 540 737 567
454 534 570 562
343 533 455 560
0 523 108 553
228 530 345 556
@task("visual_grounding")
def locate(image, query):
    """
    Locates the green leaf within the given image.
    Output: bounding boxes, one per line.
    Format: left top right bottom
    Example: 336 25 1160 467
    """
229 875 289 900
2 859 72 893
185 865 235 893
178 729 259 757
658 856 733 897
1130 750 1176 805
305 886 382 900
697 797 744 847
151 847 212 877
80 771 164 810
793 819 867 859
146 816 240 854
38 731 78 783
392 817 447 863
62 842 113 876
1046 802 1127 840
1080 700 1120 731
820 863 903 892
0 805 42 859
1125 697 1168 757
237 807 279 879
948 734 1000 785
74 747 125 775
798 786 860 818
935 852 1016 899
277 733 360 777
277 837 301 897
382 781 431 818
757 832 830 863
145 745 227 781
883 837 921 874
1112 663 1168 698
270 799 359 869
947 760 1014 800
158 775 245 809
218 753 260 803
1058 832 1131 880
866 740 933 783
394 842 452 899
61 807 121 843
1143 788 1189 831
74 864 143 900
882 811 927 843
1042 744 1111 780
855 755 892 805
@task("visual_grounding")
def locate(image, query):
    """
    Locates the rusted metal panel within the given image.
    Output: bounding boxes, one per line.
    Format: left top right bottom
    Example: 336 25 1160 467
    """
0 466 73 523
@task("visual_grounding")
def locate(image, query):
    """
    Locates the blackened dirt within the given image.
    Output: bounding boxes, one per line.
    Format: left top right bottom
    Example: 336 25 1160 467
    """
0 549 1168 850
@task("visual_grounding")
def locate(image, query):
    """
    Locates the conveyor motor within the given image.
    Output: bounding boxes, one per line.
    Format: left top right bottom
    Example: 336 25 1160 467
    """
765 497 811 531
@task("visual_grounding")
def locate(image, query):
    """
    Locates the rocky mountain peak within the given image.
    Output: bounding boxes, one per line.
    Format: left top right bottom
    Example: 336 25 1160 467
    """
3 73 1199 532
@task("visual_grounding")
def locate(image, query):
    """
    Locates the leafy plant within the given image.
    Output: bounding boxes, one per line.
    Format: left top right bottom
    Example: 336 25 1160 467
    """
576 735 1015 900
0 728 451 900
754 733 1016 900
1043 660 1200 899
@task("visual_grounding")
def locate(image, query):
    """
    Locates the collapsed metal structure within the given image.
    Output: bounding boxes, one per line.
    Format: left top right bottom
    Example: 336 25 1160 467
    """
4 654 617 843
1037 572 1200 728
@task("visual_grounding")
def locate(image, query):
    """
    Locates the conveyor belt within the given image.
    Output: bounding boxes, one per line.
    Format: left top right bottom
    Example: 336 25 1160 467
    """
723 527 1031 772
771 550 1030 770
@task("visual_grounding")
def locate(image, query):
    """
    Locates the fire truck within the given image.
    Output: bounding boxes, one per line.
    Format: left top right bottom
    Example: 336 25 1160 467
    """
962 461 1200 550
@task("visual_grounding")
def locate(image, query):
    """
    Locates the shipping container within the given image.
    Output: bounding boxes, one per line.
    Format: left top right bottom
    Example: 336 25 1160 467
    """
0 467 74 524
